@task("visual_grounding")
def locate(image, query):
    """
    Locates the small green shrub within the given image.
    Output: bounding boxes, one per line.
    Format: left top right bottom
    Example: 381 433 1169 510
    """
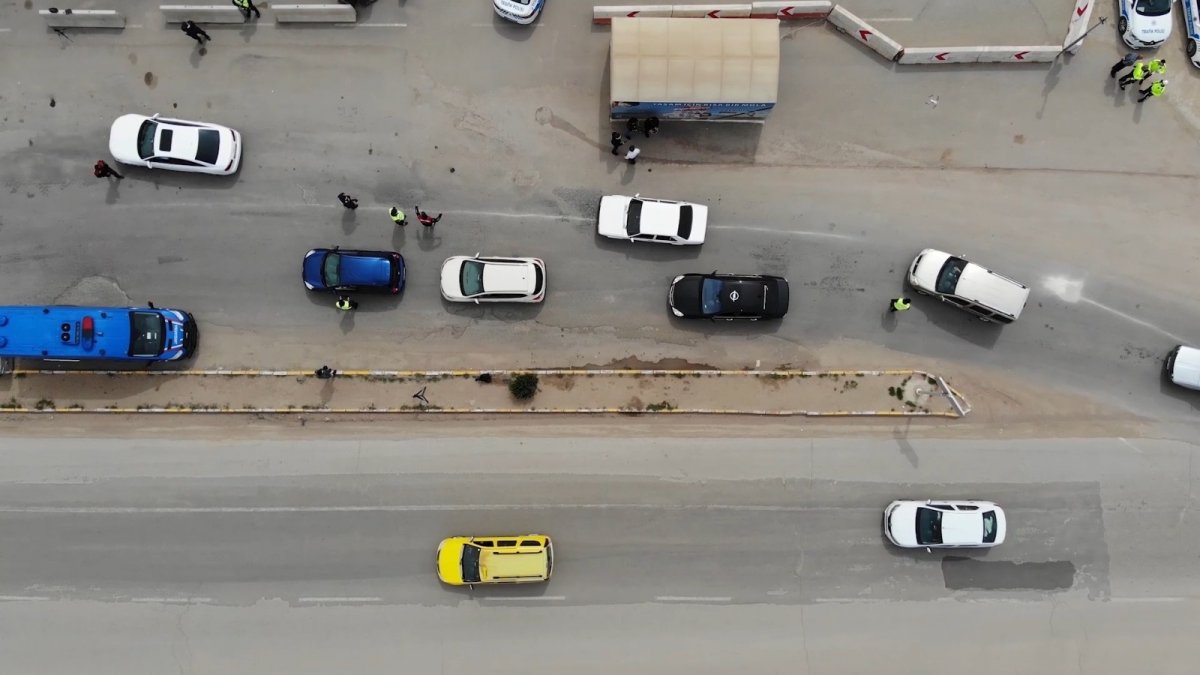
509 373 540 400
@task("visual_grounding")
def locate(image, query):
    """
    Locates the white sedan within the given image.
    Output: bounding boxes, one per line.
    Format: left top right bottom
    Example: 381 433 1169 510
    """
108 113 242 175
883 500 1007 550
1119 0 1173 49
597 194 707 245
440 254 546 303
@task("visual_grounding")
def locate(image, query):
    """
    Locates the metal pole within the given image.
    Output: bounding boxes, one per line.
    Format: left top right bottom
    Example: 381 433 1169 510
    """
1060 16 1107 56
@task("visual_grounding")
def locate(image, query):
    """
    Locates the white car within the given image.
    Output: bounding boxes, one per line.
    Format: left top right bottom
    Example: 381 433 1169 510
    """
1119 0 1173 49
440 254 546 303
883 500 1007 550
1165 345 1200 390
108 113 242 175
1183 0 1200 65
493 0 544 24
597 195 707 245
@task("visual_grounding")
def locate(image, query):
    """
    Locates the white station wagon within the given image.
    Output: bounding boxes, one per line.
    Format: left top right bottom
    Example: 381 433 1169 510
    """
440 254 546 303
884 500 1007 550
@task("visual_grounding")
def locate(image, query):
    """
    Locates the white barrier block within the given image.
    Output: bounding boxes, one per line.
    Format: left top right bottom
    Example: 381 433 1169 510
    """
1062 0 1096 53
671 3 751 18
40 8 126 28
750 1 832 19
897 46 983 64
272 3 357 22
593 5 674 24
160 5 247 23
974 46 1060 63
826 5 902 61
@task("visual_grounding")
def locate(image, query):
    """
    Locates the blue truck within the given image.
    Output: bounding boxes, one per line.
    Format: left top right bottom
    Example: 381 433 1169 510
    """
0 305 197 363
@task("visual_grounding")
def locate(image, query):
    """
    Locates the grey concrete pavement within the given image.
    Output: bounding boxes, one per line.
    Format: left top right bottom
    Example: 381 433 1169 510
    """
0 435 1198 673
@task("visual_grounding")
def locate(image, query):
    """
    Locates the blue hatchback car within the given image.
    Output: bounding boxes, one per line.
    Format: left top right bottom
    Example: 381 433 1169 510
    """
302 247 405 294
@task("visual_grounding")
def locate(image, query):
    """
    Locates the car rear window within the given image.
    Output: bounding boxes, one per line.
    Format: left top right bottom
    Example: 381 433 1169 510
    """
626 199 643 236
195 129 221 164
678 205 693 239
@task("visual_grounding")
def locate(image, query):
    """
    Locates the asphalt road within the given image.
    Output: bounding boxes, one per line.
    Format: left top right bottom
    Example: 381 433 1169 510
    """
0 436 1198 673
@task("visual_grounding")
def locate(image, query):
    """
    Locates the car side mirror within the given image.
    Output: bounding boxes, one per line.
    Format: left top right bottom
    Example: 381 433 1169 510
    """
147 301 155 309
152 113 160 119
925 547 932 553
926 499 932 505
473 299 480 305
475 252 481 258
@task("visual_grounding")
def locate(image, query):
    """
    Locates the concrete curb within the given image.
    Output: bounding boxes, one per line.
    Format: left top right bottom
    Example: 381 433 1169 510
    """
12 368 929 377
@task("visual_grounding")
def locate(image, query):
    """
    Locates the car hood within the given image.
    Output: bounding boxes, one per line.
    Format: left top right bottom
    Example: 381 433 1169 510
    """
109 114 148 164
1130 10 1172 39
909 248 950 291
339 254 394 287
436 538 466 584
669 275 705 316
598 195 632 238
495 0 539 17
440 257 467 298
1170 345 1200 389
886 502 920 547
302 249 328 290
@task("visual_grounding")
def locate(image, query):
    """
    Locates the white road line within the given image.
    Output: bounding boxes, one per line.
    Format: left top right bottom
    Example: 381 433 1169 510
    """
357 22 407 27
710 225 856 240
483 595 565 601
453 210 592 223
655 596 732 603
0 595 50 601
0 504 816 514
131 597 213 604
297 596 382 603
0 28 12 32
813 597 889 603
1109 597 1187 603
1081 297 1186 343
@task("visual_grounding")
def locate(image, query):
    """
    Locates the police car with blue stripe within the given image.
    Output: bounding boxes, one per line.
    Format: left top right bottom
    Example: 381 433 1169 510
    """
1183 0 1200 64
493 0 544 24
1119 0 1174 49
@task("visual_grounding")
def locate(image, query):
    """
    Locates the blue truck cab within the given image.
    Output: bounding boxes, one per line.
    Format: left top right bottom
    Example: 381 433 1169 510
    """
0 305 197 363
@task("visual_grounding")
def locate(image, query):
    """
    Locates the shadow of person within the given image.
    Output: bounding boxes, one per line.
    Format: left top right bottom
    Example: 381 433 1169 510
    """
892 419 918 468
341 208 357 234
104 179 121 205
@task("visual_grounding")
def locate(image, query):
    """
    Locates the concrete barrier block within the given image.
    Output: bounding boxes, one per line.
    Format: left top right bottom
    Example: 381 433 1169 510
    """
272 3 358 22
593 4 674 24
826 5 902 61
160 5 247 23
750 1 832 19
974 46 1060 63
40 8 126 28
671 3 752 18
897 46 983 64
1062 0 1096 53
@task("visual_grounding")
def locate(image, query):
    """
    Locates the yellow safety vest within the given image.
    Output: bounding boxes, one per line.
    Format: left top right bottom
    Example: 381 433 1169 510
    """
1150 81 1165 96
390 208 405 223
1131 63 1146 80
892 298 911 311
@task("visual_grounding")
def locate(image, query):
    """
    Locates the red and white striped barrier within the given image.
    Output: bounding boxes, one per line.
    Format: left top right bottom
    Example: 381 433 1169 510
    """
899 45 1059 64
749 1 832 19
826 5 902 62
1061 0 1095 54
671 3 751 17
593 4 674 24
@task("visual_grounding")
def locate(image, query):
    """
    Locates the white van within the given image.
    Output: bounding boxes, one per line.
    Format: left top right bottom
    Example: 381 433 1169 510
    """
1165 345 1200 390
908 249 1030 324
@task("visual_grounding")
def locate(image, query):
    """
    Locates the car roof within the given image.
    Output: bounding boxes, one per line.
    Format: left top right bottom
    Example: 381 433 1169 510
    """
337 251 395 286
953 264 1030 315
636 199 684 237
938 511 985 545
480 259 535 293
479 548 550 580
712 277 767 313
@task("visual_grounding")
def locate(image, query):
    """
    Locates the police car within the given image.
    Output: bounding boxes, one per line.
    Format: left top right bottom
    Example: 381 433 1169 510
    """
1183 0 1200 65
1119 0 1174 49
493 0 544 24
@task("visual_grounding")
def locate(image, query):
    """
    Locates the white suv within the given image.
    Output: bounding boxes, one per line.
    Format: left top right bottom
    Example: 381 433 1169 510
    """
884 500 1007 550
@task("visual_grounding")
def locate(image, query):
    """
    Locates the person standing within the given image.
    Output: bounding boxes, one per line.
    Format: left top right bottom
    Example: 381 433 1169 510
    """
389 206 406 227
335 295 358 311
314 365 336 379
624 145 640 165
94 160 123 180
610 131 624 156
1109 52 1137 78
1147 58 1166 77
338 192 358 210
1138 79 1167 103
643 117 660 137
625 117 640 139
416 207 442 227
232 0 261 19
1118 60 1146 90
888 297 912 313
180 20 210 45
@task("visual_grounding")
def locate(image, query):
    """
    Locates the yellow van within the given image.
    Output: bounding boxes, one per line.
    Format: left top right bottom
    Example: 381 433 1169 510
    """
436 535 554 587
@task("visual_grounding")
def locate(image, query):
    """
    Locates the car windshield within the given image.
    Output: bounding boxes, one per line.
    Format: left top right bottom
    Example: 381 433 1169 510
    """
678 205 693 239
322 253 341 287
626 199 644 236
700 278 726 314
136 120 158 160
128 311 166 357
195 129 221 164
935 257 968 295
461 544 483 583
916 507 943 545
460 260 485 296
982 511 998 543
1136 0 1171 16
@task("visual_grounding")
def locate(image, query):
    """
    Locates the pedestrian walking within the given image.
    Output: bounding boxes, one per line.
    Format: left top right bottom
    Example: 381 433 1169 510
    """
416 207 442 227
643 116 660 138
610 131 624 156
888 297 912 313
335 295 358 311
389 206 406 227
314 365 335 379
1109 51 1137 78
93 160 123 180
180 20 210 45
624 145 640 165
1118 60 1146 90
232 0 261 19
1138 79 1167 103
1147 58 1166 77
337 192 358 210
625 117 640 139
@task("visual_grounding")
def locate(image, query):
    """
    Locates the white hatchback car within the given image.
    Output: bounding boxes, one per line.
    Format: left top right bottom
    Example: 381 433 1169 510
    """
883 500 1007 550
440 254 546 303
109 113 242 175
493 0 544 24
597 195 707 245
1119 0 1173 49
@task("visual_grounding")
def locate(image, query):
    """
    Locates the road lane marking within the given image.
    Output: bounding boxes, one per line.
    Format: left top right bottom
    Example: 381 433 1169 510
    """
1081 298 1185 343
131 597 213 604
0 504 824 514
482 595 565 601
298 597 382 603
0 595 50 601
1109 597 1186 603
710 225 856 240
656 596 732 603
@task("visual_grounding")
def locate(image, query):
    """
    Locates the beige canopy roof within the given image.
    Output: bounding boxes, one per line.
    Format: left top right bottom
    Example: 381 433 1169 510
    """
609 17 780 104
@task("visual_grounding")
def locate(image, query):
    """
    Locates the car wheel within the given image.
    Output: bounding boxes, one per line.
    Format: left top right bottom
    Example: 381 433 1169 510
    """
1117 16 1128 37
1189 39 1198 58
